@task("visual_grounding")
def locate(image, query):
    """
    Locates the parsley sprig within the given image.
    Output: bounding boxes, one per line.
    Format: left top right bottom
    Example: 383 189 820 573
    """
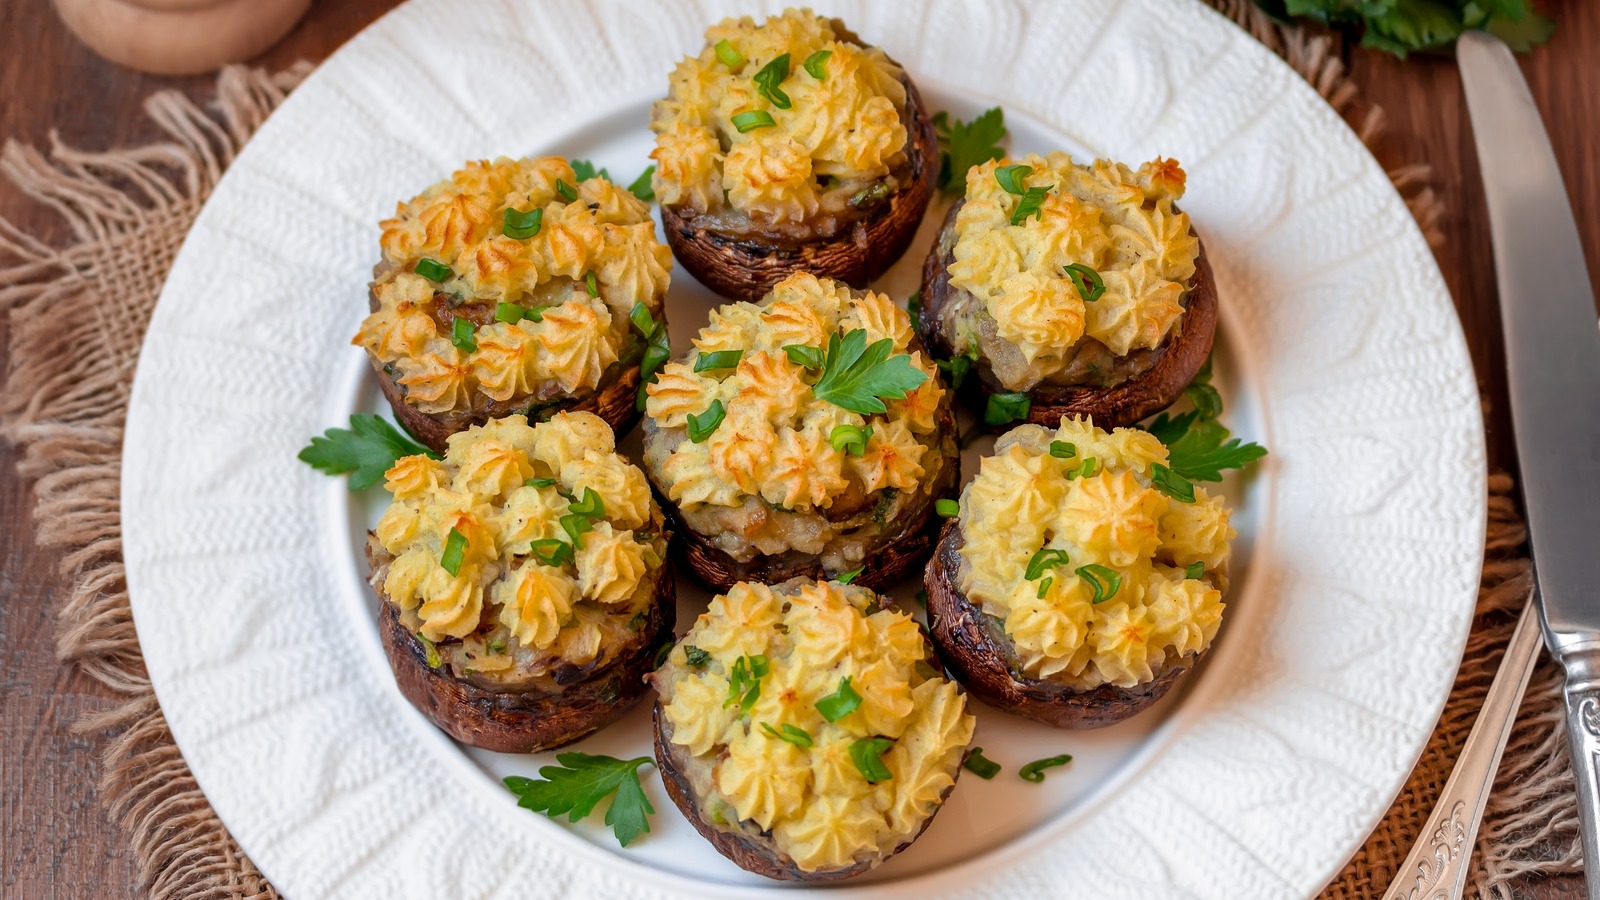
298 414 438 490
1258 0 1552 57
1143 356 1267 482
812 329 929 415
934 107 1007 194
504 753 656 847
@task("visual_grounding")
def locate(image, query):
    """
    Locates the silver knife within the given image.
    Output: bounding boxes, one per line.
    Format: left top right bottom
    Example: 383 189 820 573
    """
1460 28 1600 896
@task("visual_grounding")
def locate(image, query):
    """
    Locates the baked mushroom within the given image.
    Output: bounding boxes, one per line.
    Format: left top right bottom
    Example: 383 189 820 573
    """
367 412 674 752
925 416 1232 728
650 9 938 300
650 577 975 880
355 156 672 452
640 272 958 591
916 153 1216 429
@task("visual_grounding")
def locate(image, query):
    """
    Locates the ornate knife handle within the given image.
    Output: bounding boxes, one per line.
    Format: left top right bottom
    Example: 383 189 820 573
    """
1559 648 1600 898
1383 600 1542 900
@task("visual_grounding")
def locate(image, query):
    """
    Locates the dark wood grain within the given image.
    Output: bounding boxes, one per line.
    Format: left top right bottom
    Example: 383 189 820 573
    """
0 1 1594 897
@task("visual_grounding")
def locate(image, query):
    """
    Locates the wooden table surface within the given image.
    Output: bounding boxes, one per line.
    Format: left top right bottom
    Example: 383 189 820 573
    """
2 1 1596 897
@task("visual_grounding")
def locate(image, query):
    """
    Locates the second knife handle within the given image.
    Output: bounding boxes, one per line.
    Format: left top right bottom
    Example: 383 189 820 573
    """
1560 656 1600 898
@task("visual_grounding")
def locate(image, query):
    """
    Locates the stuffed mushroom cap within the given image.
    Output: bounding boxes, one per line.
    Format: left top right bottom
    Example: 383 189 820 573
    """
355 156 672 451
368 412 673 750
640 272 958 590
650 9 938 299
650 577 975 879
918 153 1215 428
928 416 1232 727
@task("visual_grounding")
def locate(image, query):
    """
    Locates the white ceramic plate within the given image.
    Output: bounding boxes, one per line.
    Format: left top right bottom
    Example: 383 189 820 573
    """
122 0 1486 896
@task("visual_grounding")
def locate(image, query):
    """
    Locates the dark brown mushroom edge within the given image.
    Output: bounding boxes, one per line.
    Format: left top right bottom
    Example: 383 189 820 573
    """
924 417 1233 729
915 153 1216 431
355 156 673 453
366 412 674 753
648 577 975 880
639 273 958 593
649 10 938 301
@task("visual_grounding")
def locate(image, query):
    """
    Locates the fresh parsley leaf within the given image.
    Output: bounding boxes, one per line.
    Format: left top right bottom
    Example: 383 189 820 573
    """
1018 753 1072 783
994 163 1032 194
504 753 656 846
934 106 1007 193
849 737 895 783
725 654 769 714
1160 418 1268 482
816 675 862 721
761 722 814 748
1150 462 1196 503
298 413 438 490
627 166 656 202
984 391 1031 425
1264 0 1551 56
963 747 1002 779
570 159 610 182
812 330 928 414
683 645 710 667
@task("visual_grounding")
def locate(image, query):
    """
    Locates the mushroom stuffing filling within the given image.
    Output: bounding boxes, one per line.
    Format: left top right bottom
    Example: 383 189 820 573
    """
650 8 916 243
368 413 669 689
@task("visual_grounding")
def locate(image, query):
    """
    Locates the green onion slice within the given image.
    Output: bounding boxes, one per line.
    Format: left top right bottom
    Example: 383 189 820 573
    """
783 344 824 369
849 737 895 783
627 165 656 202
995 164 1032 195
752 53 792 109
935 498 960 518
760 722 814 748
1063 263 1106 302
1037 576 1054 599
528 538 573 567
414 258 451 282
836 566 864 584
1009 185 1052 226
1151 462 1196 503
938 354 973 389
635 327 673 412
555 178 578 202
583 270 599 297
732 110 777 133
653 641 676 668
1077 564 1122 604
495 302 526 324
1018 753 1073 783
1049 440 1077 459
567 486 605 519
984 392 1031 425
440 527 468 576
816 676 862 721
963 747 1002 779
687 400 726 443
1024 548 1070 581
1184 561 1206 579
714 39 744 67
450 317 477 353
829 424 871 456
803 49 832 79
629 302 658 338
524 477 557 488
694 349 743 372
503 207 542 239
725 654 769 713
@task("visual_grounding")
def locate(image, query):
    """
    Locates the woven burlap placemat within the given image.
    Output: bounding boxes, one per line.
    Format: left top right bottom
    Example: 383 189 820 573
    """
0 6 1579 897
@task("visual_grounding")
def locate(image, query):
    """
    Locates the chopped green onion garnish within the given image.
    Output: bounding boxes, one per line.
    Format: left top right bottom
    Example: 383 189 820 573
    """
984 391 1031 425
829 424 871 456
627 166 656 202
1010 185 1052 226
440 527 467 576
849 182 890 209
725 654 769 714
760 722 814 748
1037 576 1054 598
496 302 527 324
1018 753 1073 783
752 53 792 109
654 641 676 668
836 566 863 584
529 538 574 567
525 477 557 488
687 400 726 443
584 270 599 297
935 498 960 518
1077 564 1122 604
1049 440 1077 459
963 747 1002 779
995 164 1032 194
1077 457 1100 479
555 178 578 202
1063 263 1105 302
1151 462 1196 503
629 302 658 338
714 39 744 67
1024 548 1070 581
694 349 743 372
803 49 832 79
560 513 594 549
417 633 442 669
684 645 710 667
568 486 605 519
816 676 862 721
524 305 550 322
849 737 895 783
732 110 777 133
906 290 922 321
450 317 477 353
415 258 451 282
783 344 824 369
636 327 673 411
1184 561 1206 579
938 354 973 389
503 207 542 239
570 159 608 182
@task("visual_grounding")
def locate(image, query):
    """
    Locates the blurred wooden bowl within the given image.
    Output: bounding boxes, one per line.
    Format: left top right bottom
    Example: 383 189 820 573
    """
52 0 310 76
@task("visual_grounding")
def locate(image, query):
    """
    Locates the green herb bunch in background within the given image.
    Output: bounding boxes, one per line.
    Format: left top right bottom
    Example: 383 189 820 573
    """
1255 0 1553 56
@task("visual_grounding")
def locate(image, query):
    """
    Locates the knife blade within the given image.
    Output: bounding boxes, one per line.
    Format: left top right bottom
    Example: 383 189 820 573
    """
1458 29 1600 895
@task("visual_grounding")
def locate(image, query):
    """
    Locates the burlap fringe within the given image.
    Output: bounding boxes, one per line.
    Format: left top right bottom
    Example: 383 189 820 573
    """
0 7 1542 897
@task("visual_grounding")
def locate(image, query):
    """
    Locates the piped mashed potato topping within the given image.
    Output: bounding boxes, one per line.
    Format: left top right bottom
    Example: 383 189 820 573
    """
355 157 671 414
642 273 947 565
650 8 910 230
373 413 667 677
656 579 974 873
945 153 1199 389
956 417 1231 689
